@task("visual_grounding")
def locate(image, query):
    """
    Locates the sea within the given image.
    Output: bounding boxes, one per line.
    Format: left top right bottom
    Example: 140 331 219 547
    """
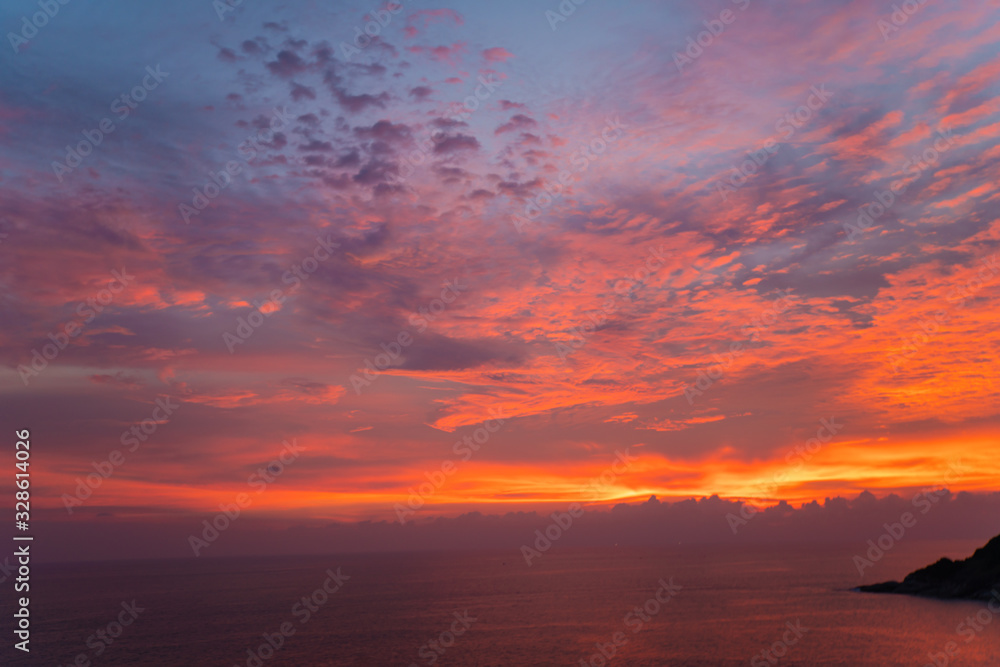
7 540 999 666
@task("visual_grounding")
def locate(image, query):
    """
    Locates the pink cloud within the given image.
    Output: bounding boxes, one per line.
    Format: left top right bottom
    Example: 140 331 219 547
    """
405 41 467 66
482 47 513 63
404 8 464 38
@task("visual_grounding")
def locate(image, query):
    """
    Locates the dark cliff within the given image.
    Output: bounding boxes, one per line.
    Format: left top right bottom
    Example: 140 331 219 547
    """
857 534 1000 600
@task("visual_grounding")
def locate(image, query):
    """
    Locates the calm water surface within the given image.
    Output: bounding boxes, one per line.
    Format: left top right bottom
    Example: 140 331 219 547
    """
7 541 999 666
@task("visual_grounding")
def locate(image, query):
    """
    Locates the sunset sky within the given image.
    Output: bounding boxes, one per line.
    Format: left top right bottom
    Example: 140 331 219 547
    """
2 0 1000 551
